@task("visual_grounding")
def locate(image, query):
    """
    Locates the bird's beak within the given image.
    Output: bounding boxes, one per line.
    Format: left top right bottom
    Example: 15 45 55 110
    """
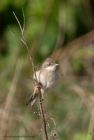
55 63 59 67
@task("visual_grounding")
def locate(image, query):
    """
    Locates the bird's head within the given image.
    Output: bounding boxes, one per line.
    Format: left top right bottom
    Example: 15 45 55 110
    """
41 58 59 72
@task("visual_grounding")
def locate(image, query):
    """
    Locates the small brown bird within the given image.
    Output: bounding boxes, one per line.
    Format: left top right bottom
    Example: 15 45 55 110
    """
26 57 59 106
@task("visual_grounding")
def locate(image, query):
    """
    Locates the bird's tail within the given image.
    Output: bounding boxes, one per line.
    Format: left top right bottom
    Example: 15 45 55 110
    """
26 93 38 106
26 85 44 107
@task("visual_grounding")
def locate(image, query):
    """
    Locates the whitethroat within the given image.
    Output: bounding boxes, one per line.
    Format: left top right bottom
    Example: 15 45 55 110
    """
26 57 59 106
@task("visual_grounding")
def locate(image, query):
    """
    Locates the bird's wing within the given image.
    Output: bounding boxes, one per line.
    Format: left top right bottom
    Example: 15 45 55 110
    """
39 70 47 89
33 69 47 89
33 70 41 83
26 93 37 106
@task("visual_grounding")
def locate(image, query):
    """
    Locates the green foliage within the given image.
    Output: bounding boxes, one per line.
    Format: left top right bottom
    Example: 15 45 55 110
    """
71 58 85 75
73 133 91 140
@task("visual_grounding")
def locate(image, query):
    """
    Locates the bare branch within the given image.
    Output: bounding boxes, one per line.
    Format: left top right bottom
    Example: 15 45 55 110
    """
22 8 25 34
13 11 23 35
13 10 38 83
38 86 49 140
13 10 49 140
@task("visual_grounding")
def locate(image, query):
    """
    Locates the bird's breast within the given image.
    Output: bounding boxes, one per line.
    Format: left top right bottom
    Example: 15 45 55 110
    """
33 70 57 90
46 72 57 89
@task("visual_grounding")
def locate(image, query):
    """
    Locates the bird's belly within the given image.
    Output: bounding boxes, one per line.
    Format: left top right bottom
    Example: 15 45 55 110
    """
40 75 56 89
39 74 47 89
34 70 57 90
46 75 56 89
46 80 55 89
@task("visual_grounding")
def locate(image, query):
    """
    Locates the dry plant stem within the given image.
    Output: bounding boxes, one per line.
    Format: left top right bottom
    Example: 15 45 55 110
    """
13 10 49 140
0 60 23 139
13 11 37 83
38 87 49 140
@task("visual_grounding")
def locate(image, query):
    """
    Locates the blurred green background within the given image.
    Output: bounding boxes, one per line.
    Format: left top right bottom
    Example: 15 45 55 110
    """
0 0 94 140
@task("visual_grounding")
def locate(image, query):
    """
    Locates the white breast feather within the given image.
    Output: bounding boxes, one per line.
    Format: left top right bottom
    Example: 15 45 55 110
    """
33 70 47 89
33 69 57 90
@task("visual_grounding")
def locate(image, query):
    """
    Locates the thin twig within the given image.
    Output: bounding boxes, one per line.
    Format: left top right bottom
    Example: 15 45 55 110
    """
13 10 37 83
13 10 49 140
22 8 25 34
13 11 23 35
38 87 49 140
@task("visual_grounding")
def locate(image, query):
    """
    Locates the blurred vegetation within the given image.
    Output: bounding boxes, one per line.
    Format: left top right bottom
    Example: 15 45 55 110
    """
0 0 94 140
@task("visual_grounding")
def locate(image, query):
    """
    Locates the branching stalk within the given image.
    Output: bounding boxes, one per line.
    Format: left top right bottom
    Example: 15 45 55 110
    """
38 86 49 140
13 10 49 140
13 10 37 83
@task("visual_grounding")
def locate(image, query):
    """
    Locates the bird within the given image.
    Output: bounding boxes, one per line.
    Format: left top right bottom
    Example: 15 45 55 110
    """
26 57 59 106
